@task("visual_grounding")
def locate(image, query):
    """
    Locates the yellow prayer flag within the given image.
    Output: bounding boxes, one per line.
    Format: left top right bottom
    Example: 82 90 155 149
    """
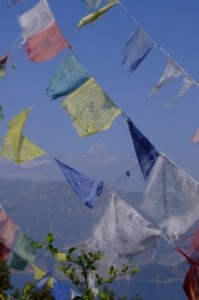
0 109 46 162
32 265 53 288
76 1 119 29
55 252 67 262
62 78 122 137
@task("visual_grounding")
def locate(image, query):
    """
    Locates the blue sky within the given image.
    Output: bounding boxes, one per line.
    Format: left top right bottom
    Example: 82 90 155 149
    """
0 0 198 192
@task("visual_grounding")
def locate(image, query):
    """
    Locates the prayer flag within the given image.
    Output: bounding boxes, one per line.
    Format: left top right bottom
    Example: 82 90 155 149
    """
0 242 11 261
25 21 71 62
183 264 199 300
127 118 159 180
55 158 103 208
77 1 118 29
84 193 161 267
0 55 8 80
10 252 29 270
150 57 182 97
71 289 81 299
81 0 102 10
62 78 122 137
166 76 194 107
122 26 156 72
55 252 67 262
51 280 70 300
140 155 199 241
33 265 53 287
46 52 90 99
18 0 54 44
0 106 4 120
0 205 16 247
35 269 54 290
0 109 46 163
192 129 199 143
13 231 37 264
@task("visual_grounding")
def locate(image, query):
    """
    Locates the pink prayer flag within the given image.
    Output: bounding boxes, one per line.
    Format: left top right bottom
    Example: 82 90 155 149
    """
25 21 71 62
192 129 199 143
0 206 16 247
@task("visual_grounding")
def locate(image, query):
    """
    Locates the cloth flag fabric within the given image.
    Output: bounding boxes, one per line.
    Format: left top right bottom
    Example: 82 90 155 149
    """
0 205 16 247
140 155 199 241
183 264 199 300
51 280 70 300
46 52 90 99
77 1 118 29
0 242 11 261
83 193 161 268
0 55 8 80
127 118 159 180
192 129 199 143
13 231 37 264
18 0 55 43
55 158 103 208
18 0 71 61
0 106 5 120
10 253 29 270
62 78 122 137
71 289 81 299
166 76 194 107
25 21 71 62
81 0 102 10
150 57 183 97
35 269 54 290
10 232 37 271
122 26 156 72
33 265 53 288
0 109 46 163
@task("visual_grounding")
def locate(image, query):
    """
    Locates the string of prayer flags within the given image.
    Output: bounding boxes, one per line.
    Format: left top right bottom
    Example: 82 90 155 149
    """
55 158 103 208
127 118 159 181
166 76 194 108
0 55 8 80
62 78 122 137
83 193 161 267
76 0 119 29
46 52 90 100
149 57 183 97
18 0 71 62
33 265 53 288
140 155 199 241
192 129 199 143
0 108 46 163
122 26 157 72
0 205 16 247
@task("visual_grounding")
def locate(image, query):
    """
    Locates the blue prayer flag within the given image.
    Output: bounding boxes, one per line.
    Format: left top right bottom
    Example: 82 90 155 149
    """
127 118 159 180
122 26 156 72
46 52 90 100
51 280 70 300
55 159 103 208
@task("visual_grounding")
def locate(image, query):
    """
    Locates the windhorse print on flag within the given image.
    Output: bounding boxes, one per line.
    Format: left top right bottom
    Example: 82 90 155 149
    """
18 0 71 61
55 158 104 208
62 78 122 137
0 108 46 163
140 155 199 242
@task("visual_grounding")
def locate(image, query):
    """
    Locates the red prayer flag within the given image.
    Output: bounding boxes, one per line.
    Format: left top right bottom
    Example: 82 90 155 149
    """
0 242 10 261
184 264 199 300
25 21 71 62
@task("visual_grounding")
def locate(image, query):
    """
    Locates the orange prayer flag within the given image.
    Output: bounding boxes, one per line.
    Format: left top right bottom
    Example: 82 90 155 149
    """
25 21 71 62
